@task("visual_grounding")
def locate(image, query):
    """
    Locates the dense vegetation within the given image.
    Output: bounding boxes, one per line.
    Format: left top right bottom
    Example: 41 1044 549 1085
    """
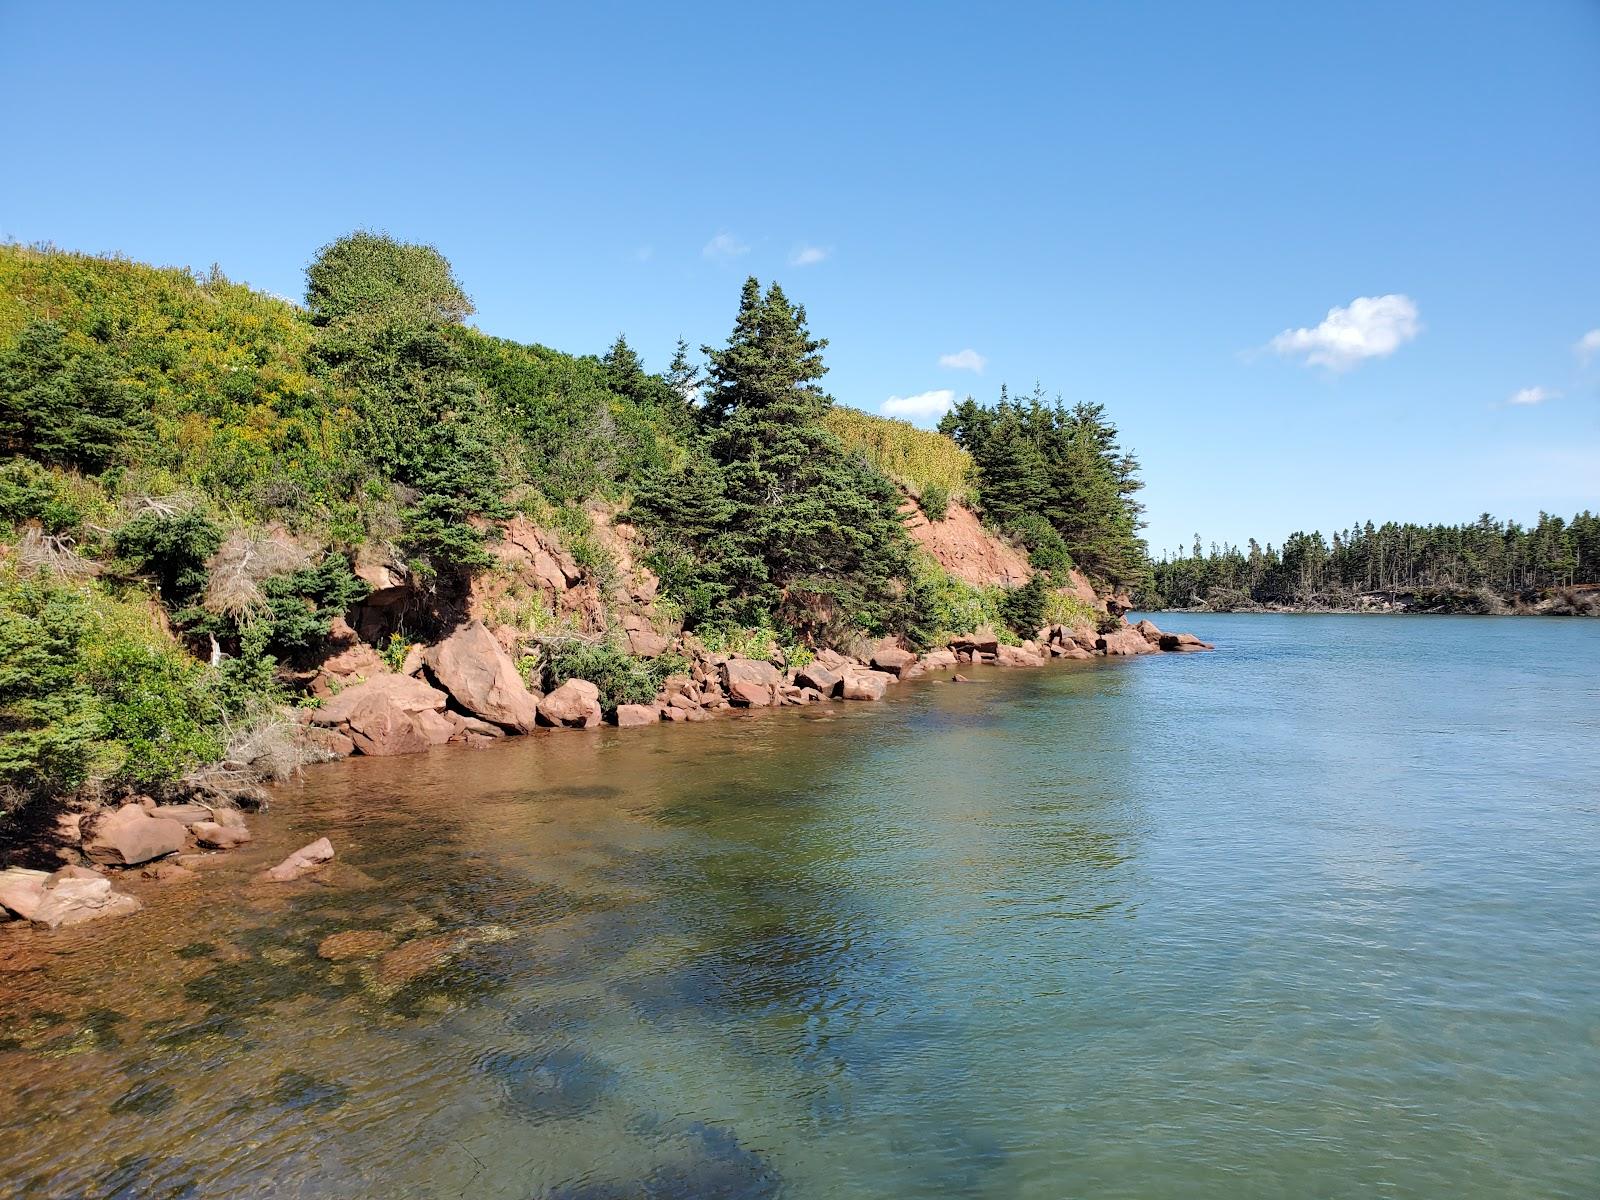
1143 513 1600 610
938 386 1149 589
0 237 1150 848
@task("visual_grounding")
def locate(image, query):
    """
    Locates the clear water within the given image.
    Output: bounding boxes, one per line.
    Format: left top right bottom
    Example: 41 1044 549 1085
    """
2 614 1598 1199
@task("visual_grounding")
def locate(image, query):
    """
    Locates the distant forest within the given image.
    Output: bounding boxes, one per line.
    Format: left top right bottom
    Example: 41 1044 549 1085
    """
1142 512 1600 612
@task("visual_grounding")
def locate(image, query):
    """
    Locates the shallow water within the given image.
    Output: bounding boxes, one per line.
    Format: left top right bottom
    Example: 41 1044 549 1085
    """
2 614 1598 1199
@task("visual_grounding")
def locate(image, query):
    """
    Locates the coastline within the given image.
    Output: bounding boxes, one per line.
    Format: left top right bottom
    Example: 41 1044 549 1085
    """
0 615 1211 934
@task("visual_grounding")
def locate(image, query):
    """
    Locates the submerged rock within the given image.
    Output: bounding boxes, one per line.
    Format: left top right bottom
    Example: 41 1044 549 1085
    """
317 929 399 961
261 838 335 883
0 866 142 928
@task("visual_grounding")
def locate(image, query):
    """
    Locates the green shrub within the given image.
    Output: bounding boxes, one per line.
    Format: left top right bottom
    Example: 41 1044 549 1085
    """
542 638 686 713
1008 513 1073 575
1043 590 1098 630
0 574 101 819
920 482 951 522
998 575 1049 636
905 554 1013 644
84 637 224 789
114 507 222 604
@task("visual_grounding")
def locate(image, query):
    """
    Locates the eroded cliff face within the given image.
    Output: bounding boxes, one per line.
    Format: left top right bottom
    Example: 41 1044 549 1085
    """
902 499 1105 613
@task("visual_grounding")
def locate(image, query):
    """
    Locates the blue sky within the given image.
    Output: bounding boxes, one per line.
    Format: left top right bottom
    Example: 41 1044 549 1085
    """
3 1 1596 554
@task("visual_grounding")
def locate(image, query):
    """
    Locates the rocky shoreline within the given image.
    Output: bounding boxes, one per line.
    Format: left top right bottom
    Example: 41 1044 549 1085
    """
0 614 1209 933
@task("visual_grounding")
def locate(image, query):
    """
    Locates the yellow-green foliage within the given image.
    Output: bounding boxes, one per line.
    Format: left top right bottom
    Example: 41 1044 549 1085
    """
0 244 346 526
1043 590 1099 631
824 406 971 503
909 553 1018 645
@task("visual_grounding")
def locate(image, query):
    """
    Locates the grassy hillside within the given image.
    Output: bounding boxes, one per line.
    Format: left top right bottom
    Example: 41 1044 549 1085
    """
824 406 972 513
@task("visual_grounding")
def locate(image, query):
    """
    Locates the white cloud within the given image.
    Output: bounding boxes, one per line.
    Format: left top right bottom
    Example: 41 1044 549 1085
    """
1575 329 1600 365
937 348 987 373
1508 386 1557 406
881 389 955 420
1268 294 1420 370
702 231 749 261
789 245 830 266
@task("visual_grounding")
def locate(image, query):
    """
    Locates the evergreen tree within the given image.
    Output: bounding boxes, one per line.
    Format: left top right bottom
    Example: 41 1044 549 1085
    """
637 278 921 641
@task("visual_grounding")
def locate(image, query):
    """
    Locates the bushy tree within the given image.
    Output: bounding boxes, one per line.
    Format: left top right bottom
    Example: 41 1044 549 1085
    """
639 278 921 640
305 231 473 326
0 320 146 471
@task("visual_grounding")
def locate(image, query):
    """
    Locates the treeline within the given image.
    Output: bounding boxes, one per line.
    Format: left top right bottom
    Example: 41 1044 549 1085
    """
938 386 1148 590
1143 512 1600 610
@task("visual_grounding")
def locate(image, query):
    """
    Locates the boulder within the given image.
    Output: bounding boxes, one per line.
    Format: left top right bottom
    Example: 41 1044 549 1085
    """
345 691 431 757
626 628 671 659
262 837 335 883
951 673 973 683
921 649 958 671
411 708 457 746
842 671 892 701
83 804 187 867
615 703 660 728
1098 625 1158 656
950 629 1000 656
727 680 774 707
1159 632 1214 651
0 867 142 928
869 646 917 677
537 678 603 728
151 803 215 826
141 860 196 883
720 658 782 690
662 706 689 722
997 644 1045 668
191 821 252 850
424 621 541 732
1134 618 1165 645
302 726 356 759
795 663 842 696
310 674 448 727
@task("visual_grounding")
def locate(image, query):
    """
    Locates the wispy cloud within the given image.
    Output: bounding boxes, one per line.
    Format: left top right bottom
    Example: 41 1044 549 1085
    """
937 348 987 373
1575 329 1600 365
1267 294 1420 370
789 245 830 267
1508 386 1558 406
882 389 955 420
702 231 750 261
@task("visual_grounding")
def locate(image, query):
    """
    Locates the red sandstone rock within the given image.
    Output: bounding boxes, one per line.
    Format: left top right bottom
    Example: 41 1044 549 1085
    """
996 644 1045 668
720 658 782 690
727 680 774 707
262 837 335 883
0 867 142 928
870 646 917 677
795 663 843 695
345 691 430 756
537 678 603 728
626 628 671 658
311 674 448 727
842 671 892 701
191 821 252 850
424 621 541 733
615 703 661 727
83 804 187 867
